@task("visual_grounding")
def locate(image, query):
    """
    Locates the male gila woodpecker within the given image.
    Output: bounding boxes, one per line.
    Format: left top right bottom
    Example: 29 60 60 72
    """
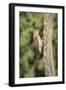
33 27 43 54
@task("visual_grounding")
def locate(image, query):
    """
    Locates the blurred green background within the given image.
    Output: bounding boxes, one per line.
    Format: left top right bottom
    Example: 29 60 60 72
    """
19 12 58 78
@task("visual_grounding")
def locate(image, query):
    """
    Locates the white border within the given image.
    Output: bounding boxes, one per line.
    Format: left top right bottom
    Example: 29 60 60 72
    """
15 6 62 84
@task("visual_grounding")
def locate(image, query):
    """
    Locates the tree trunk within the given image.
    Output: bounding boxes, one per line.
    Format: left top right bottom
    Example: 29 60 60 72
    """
43 13 55 76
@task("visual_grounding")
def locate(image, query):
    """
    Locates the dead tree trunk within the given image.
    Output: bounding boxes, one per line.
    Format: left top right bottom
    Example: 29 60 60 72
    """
43 13 55 76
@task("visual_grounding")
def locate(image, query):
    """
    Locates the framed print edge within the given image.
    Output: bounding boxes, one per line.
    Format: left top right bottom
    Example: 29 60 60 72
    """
9 3 15 86
9 3 65 87
62 6 65 84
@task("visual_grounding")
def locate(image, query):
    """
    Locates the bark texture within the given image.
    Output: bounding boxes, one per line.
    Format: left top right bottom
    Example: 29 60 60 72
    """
43 13 55 76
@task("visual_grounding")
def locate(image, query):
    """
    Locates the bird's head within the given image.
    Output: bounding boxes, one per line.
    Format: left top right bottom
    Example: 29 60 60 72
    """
33 27 40 35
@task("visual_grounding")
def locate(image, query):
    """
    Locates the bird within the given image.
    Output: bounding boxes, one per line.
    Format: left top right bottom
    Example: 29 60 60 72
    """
33 27 43 54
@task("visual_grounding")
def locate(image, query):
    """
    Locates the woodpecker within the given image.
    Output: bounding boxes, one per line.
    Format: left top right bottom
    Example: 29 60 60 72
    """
33 27 43 54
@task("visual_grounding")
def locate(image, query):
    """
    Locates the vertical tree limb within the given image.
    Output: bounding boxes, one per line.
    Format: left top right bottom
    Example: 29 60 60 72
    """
43 13 55 76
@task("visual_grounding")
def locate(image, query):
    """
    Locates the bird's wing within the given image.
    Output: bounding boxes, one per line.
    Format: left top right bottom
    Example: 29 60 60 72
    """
33 37 39 48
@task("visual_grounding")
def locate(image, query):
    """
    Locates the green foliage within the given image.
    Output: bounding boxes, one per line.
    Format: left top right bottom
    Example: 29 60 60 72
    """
19 12 58 77
52 14 58 75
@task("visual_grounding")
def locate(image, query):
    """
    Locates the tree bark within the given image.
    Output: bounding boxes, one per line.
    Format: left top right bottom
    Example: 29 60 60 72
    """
43 13 55 76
